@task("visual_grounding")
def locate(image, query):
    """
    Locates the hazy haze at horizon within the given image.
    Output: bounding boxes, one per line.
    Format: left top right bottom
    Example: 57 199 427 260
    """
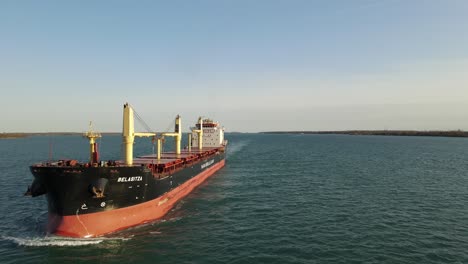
1 0 468 132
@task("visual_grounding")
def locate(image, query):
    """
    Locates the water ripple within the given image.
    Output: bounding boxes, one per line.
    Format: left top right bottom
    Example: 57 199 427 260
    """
1 134 468 263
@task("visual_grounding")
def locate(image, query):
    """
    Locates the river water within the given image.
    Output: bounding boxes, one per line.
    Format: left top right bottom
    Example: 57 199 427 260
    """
1 133 468 263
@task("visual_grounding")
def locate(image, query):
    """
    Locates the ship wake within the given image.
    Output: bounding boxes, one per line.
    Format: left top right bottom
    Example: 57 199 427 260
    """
2 235 129 247
227 140 250 155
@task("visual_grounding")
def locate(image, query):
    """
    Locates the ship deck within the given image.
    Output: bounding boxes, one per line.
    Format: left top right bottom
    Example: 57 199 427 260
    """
128 146 225 176
135 147 221 164
31 146 224 168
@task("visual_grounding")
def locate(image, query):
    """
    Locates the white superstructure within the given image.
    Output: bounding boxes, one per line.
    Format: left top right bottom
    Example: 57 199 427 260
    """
191 118 225 148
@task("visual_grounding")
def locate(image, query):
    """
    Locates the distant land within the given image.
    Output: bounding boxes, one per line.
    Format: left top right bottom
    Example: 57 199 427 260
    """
0 132 120 139
3 130 468 139
261 130 468 138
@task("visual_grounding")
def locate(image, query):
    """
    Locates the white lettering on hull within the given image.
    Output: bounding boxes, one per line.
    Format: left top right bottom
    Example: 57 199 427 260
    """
117 176 143 183
201 160 215 169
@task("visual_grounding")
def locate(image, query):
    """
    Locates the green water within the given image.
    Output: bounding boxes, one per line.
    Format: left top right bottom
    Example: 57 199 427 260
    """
1 133 468 263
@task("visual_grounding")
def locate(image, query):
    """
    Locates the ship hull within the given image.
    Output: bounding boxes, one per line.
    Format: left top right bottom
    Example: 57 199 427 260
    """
30 151 226 238
48 160 225 238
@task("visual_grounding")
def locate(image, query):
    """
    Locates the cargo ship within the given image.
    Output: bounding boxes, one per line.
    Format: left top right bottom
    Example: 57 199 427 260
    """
26 103 227 238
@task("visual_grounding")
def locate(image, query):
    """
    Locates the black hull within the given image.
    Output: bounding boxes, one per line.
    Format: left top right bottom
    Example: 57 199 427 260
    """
30 152 225 216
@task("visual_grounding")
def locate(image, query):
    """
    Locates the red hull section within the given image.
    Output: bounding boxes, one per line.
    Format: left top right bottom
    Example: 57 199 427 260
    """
48 160 225 238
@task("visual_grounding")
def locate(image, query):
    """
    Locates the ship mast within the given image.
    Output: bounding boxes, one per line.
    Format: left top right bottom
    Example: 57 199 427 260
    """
122 103 156 165
83 121 101 164
122 103 186 165
161 115 182 156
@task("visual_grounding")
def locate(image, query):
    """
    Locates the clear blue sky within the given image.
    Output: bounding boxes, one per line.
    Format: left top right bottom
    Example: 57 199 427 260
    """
1 0 467 132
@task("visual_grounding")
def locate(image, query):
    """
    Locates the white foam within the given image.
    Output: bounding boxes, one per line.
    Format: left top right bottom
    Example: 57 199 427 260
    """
2 235 129 247
227 140 249 155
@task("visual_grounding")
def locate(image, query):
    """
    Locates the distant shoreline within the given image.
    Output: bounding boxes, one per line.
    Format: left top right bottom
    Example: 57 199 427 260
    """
0 132 120 139
3 131 468 139
261 130 468 138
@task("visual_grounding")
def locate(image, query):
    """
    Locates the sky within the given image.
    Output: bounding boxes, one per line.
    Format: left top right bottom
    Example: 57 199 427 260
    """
1 0 468 132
